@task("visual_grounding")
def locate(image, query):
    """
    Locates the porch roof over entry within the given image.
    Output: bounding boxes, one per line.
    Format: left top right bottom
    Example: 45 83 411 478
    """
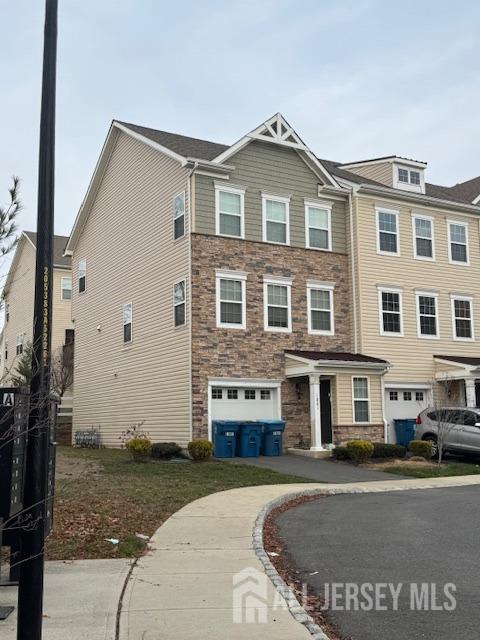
434 355 480 368
285 350 390 375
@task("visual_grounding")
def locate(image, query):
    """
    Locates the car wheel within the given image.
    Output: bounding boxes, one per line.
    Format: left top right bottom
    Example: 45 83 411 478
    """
423 435 438 459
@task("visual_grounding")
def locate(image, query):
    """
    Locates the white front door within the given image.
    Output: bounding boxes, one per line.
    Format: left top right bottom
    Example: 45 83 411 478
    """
385 387 431 442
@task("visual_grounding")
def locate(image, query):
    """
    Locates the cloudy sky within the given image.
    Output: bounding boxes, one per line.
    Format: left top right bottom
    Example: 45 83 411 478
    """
1 0 480 237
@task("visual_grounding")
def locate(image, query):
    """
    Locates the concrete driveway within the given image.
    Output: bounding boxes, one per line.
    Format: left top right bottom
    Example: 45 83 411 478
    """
276 486 480 640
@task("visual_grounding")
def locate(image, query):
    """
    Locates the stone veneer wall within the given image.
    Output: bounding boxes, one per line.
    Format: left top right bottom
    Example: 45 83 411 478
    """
190 234 352 442
333 425 384 445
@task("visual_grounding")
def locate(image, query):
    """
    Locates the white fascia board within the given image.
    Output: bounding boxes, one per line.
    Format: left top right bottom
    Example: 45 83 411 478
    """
114 121 187 165
342 157 427 170
472 193 480 205
433 356 476 373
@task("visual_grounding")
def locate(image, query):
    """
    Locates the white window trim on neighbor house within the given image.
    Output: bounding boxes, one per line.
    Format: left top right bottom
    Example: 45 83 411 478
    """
215 269 247 330
450 294 474 342
415 290 440 339
304 199 332 251
215 183 246 239
61 276 72 300
173 279 187 328
412 214 435 261
377 286 404 337
447 220 469 266
78 258 86 293
261 193 291 246
5 302 9 323
16 334 24 356
173 190 186 240
351 376 371 424
307 280 335 336
375 207 400 256
123 302 133 344
263 276 292 333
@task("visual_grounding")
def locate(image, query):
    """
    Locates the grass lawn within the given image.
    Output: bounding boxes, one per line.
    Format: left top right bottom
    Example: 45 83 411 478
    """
46 446 310 561
379 460 480 478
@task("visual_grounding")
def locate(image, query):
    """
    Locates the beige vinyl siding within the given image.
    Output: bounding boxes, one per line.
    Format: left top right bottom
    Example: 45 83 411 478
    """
335 372 383 425
355 195 480 384
52 268 74 352
71 131 191 447
194 140 347 253
345 162 393 187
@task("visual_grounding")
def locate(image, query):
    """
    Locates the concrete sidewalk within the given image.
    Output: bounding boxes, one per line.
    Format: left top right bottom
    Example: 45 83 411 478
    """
119 474 480 640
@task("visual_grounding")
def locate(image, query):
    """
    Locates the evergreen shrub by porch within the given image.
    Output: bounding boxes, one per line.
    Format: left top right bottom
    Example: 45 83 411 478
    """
346 439 374 463
372 443 407 459
408 439 432 459
125 437 152 462
151 442 182 460
332 446 351 460
188 439 213 461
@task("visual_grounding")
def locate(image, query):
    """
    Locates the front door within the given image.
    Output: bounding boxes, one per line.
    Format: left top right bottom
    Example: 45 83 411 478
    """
320 379 333 444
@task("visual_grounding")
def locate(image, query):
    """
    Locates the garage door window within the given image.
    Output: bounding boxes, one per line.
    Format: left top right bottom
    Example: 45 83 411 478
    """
227 389 238 400
389 391 398 401
211 388 223 399
261 389 271 400
245 389 256 400
352 377 370 423
403 391 412 401
415 391 424 402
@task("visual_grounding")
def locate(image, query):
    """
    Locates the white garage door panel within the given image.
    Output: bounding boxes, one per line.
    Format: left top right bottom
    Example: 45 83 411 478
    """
385 388 431 442
211 387 278 421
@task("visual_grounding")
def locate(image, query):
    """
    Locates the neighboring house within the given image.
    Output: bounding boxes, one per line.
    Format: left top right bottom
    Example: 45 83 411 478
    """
65 114 391 451
320 157 480 440
0 231 74 417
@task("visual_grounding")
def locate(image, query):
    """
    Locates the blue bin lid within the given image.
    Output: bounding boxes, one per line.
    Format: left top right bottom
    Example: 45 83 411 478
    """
213 420 242 431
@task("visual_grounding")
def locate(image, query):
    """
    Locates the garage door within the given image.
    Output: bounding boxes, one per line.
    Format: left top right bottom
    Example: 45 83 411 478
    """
211 385 278 422
385 387 430 442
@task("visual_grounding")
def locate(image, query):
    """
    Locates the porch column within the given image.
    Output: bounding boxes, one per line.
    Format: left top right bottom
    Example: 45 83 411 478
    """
309 374 323 451
465 378 476 407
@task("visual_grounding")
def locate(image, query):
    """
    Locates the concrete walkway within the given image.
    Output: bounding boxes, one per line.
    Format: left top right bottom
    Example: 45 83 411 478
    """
119 474 480 640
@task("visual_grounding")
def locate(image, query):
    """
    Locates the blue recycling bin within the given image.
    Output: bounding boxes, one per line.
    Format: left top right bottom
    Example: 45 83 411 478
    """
394 419 416 447
261 420 285 456
213 421 241 458
237 422 262 457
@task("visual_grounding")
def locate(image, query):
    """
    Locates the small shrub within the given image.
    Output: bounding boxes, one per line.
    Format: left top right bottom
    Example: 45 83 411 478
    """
332 446 351 460
346 439 374 464
372 443 407 459
125 437 152 462
409 439 432 459
119 421 150 447
188 439 213 461
151 442 183 460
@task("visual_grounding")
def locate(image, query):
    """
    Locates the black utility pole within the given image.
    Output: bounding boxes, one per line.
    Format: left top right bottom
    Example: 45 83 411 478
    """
17 1 58 639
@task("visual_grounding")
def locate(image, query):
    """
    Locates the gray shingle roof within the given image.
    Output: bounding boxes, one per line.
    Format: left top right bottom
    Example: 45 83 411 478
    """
446 176 480 204
24 231 71 268
434 355 480 367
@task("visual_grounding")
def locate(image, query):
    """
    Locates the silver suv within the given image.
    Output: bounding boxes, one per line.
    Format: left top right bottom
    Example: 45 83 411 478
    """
415 407 480 457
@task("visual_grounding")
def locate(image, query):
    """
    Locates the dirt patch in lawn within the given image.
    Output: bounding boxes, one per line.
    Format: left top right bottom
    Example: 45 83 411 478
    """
55 452 103 480
365 458 439 472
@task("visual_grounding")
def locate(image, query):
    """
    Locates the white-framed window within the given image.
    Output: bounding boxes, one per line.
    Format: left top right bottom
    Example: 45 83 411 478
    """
174 279 186 327
61 276 72 300
410 171 421 185
245 389 256 400
123 302 133 343
211 387 223 400
262 194 290 245
174 191 186 240
352 377 370 423
376 208 400 255
416 291 439 339
389 391 398 401
305 201 332 251
263 276 292 332
260 389 271 400
412 215 435 260
378 287 403 336
216 270 247 330
398 168 409 183
5 302 9 323
415 391 424 402
16 334 23 356
451 295 474 341
78 258 86 293
227 389 238 400
448 221 469 265
403 391 412 401
398 167 421 186
307 281 334 335
4 340 8 360
215 184 245 239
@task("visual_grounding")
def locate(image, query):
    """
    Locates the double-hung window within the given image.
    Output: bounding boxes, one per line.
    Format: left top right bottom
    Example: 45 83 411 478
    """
123 302 133 343
376 208 400 255
174 191 185 240
16 334 23 356
451 295 474 341
78 259 86 293
262 194 290 245
305 201 332 250
61 277 72 300
216 270 247 329
215 184 245 238
174 280 186 327
378 287 403 336
307 281 334 335
448 221 469 264
5 303 9 323
352 377 370 423
413 215 435 260
416 292 439 338
264 277 292 332
4 340 7 360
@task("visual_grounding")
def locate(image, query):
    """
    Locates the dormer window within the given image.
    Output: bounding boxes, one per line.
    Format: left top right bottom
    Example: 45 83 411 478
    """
410 171 420 185
398 168 409 183
398 167 421 186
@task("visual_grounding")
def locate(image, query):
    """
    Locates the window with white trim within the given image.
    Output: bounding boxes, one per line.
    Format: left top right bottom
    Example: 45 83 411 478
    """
413 216 434 260
245 389 256 400
216 271 246 329
260 389 271 400
215 186 244 238
377 209 399 255
389 391 398 401
5 303 9 323
379 288 403 335
353 377 370 423
448 221 469 264
305 203 331 250
174 191 185 240
307 283 334 335
451 296 474 340
416 293 438 338
16 334 23 356
415 391 424 402
264 278 292 332
398 167 421 186
174 280 186 327
403 391 412 401
211 387 223 400
398 168 409 183
262 195 289 245
61 277 72 300
123 302 132 343
78 259 86 293
227 389 238 400
410 171 420 185
4 340 8 360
